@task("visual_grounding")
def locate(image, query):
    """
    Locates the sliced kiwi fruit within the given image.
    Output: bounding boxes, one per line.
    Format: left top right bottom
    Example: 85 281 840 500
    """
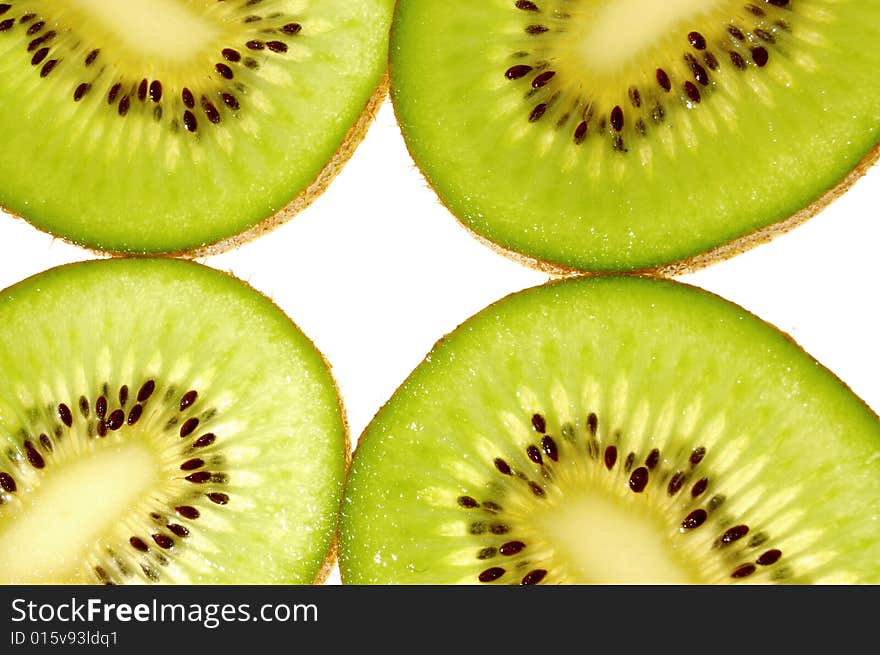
340 276 880 584
0 258 347 584
0 0 392 254
390 0 880 273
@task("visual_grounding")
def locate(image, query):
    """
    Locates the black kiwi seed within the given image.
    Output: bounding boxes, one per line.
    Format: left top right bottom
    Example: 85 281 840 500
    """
520 569 547 585
717 524 749 546
107 83 121 105
727 25 746 41
689 447 706 467
222 48 242 62
656 68 672 92
529 103 547 122
688 31 707 50
624 452 635 471
0 18 12 31
84 48 99 66
691 478 708 497
29 32 55 51
541 436 558 461
682 509 707 530
0 5 10 17
221 93 240 110
628 466 649 493
683 81 701 103
185 471 211 483
499 541 526 556
202 98 222 124
477 547 497 560
31 47 49 66
96 395 107 419
645 448 660 470
58 403 72 427
193 433 216 448
604 445 617 469
207 492 229 505
526 444 542 464
180 458 204 471
479 567 505 582
137 79 148 102
152 534 174 549
458 495 479 508
515 0 539 11
731 563 756 579
179 418 199 438
266 41 288 53
183 110 198 133
610 105 624 132
587 412 598 435
168 524 189 538
525 25 548 35
0 472 16 492
494 457 513 475
182 88 195 109
215 63 234 79
281 23 302 35
757 549 782 566
137 380 156 402
176 506 200 520
130 537 149 552
482 501 502 512
107 409 125 430
531 413 546 433
127 404 143 426
117 96 130 117
751 47 769 67
729 51 747 69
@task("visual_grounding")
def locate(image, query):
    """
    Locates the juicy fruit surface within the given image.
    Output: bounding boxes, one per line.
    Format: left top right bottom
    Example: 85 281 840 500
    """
391 0 880 271
340 277 880 584
0 259 346 584
0 0 393 253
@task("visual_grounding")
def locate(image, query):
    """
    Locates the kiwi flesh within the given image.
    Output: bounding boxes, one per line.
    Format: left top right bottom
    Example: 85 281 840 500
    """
0 258 347 584
340 276 880 584
390 0 880 273
0 0 393 254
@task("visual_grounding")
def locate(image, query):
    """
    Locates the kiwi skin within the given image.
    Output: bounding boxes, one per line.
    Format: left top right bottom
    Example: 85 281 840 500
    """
402 102 880 278
0 76 388 259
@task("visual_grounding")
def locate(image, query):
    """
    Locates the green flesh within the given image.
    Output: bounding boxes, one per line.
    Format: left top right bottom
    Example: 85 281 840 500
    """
340 276 880 584
0 0 392 253
391 0 880 272
0 259 346 584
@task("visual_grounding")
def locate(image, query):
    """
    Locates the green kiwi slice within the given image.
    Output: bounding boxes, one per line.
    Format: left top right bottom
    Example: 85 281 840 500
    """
0 0 392 254
0 258 347 584
340 276 880 584
390 0 880 273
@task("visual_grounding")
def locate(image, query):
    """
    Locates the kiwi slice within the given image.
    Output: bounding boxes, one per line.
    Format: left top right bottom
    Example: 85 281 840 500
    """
0 0 392 254
390 1 880 273
0 258 346 584
340 276 880 584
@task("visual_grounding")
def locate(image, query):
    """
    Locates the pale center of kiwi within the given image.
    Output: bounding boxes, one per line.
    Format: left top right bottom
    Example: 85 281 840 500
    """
0 441 160 583
67 0 221 60
573 0 727 73
532 490 696 584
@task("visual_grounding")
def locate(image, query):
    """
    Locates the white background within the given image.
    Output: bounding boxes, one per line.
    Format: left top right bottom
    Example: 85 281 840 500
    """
0 100 877 583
